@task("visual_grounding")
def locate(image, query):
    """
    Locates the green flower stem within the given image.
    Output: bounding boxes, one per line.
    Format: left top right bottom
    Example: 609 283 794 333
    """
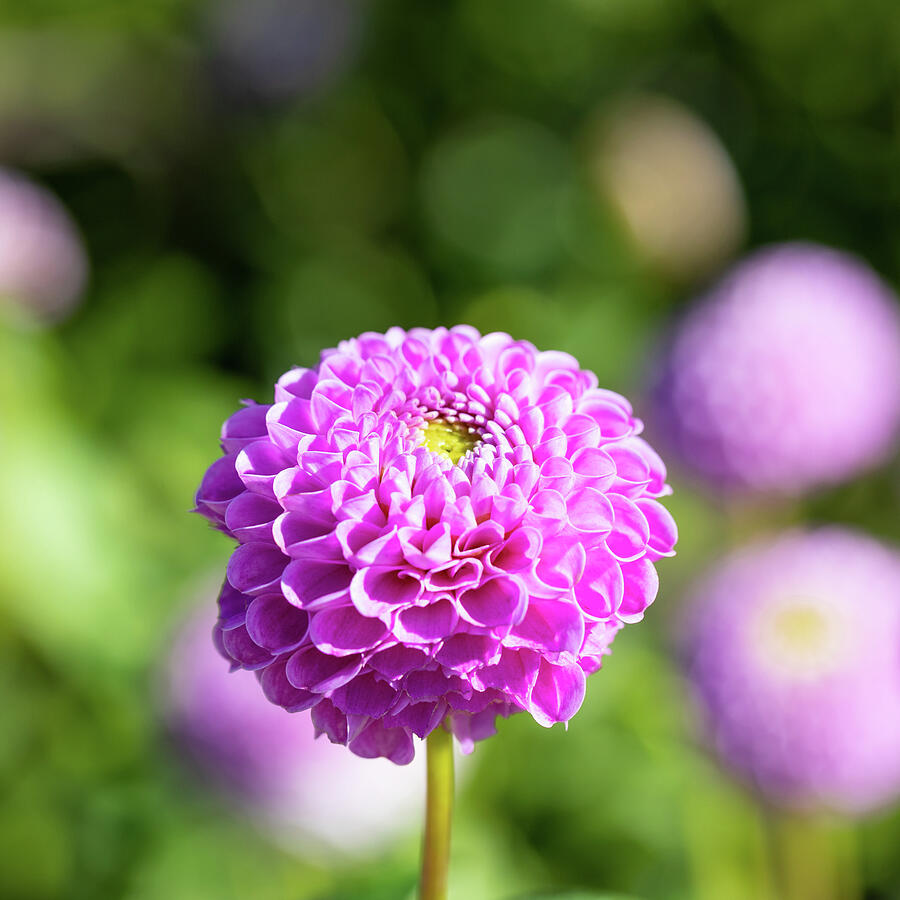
771 812 859 900
420 725 454 900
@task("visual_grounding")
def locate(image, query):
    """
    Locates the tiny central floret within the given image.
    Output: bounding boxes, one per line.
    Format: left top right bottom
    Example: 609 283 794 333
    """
753 595 846 680
770 604 828 653
421 418 480 464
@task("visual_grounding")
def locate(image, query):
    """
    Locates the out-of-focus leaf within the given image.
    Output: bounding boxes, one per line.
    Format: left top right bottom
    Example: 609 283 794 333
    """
243 91 408 242
421 118 573 278
255 242 437 374
518 893 646 899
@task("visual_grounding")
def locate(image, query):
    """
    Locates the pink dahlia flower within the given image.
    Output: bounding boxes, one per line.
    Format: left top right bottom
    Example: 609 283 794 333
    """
164 602 424 854
683 529 900 815
649 243 900 494
0 167 88 323
195 326 677 763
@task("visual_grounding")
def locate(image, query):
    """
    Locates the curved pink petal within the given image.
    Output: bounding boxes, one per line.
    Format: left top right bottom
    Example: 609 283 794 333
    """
281 559 353 610
435 634 501 673
574 546 625 619
368 645 430 680
348 718 415 765
331 673 399 718
473 648 540 705
265 399 316 453
566 486 614 534
309 605 389 655
225 492 281 543
457 576 527 629
221 403 270 454
227 543 289 596
534 536 586 591
507 597 584 655
395 599 458 644
350 567 422 620
488 526 541 573
195 453 243 522
245 593 309 654
606 494 651 562
638 498 678 559
617 557 659 623
310 698 348 744
216 581 251 631
235 440 290 498
272 511 337 557
529 659 586 727
286 647 362 693
258 658 320 712
221 624 273 670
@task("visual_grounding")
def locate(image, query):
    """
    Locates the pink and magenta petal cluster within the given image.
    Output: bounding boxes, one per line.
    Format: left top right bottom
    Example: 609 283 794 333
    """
649 243 900 495
195 326 677 763
683 529 900 815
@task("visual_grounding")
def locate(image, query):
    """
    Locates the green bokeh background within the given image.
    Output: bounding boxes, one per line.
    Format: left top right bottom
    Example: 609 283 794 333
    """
1 1 899 898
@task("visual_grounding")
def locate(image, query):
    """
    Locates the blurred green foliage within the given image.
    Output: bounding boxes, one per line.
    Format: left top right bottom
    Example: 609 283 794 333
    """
0 0 899 898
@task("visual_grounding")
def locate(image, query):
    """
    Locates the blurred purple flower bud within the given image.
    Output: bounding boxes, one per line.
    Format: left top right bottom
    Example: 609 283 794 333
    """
0 167 87 324
649 243 900 495
683 529 900 815
164 601 425 855
208 0 363 106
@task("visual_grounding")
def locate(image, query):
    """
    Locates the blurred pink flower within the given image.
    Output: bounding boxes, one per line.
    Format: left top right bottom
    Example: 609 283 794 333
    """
649 243 900 494
209 0 362 105
164 601 425 855
683 529 900 815
0 167 87 323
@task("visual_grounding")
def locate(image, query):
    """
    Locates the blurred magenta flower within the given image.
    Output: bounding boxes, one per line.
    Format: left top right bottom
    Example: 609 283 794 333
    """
683 529 900 815
196 326 676 763
0 167 87 323
165 602 424 854
649 243 900 494
208 0 362 106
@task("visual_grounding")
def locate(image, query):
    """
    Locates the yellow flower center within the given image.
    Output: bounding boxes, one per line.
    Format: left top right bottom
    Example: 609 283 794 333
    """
770 605 828 653
421 418 480 464
752 597 849 681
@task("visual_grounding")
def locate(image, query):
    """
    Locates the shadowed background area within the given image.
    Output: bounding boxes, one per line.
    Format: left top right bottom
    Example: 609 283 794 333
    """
1 1 899 899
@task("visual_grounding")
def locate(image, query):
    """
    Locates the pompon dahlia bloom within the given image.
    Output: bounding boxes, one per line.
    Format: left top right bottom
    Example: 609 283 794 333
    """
683 529 900 815
649 243 900 494
195 326 677 763
164 602 424 854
